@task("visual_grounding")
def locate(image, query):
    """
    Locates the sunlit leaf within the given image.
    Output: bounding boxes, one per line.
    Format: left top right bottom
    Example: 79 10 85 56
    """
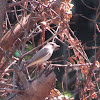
14 50 20 57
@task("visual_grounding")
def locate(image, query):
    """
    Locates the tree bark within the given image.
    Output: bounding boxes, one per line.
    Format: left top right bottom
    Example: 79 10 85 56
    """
4 69 56 100
0 0 7 35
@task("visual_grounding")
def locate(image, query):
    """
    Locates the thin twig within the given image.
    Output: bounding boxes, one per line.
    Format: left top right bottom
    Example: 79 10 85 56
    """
81 0 97 10
51 63 92 68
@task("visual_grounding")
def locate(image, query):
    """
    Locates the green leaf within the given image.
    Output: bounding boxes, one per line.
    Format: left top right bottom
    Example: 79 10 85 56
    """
63 91 72 98
26 44 33 52
14 50 20 57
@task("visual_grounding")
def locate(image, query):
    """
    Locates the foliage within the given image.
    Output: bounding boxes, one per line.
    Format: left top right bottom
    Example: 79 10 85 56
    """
0 0 100 100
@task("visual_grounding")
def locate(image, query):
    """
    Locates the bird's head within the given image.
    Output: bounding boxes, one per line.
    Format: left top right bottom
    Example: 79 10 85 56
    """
47 42 60 50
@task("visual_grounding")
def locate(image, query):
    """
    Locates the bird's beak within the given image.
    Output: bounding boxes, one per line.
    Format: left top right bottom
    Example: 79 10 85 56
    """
55 44 60 48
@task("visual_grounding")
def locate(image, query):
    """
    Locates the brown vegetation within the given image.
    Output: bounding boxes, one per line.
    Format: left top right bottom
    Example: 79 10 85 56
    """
0 0 100 100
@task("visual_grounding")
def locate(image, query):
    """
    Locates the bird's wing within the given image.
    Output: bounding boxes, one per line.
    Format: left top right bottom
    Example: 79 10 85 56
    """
28 47 49 63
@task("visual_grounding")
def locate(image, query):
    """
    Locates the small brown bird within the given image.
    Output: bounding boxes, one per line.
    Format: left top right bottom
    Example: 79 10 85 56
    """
26 42 60 68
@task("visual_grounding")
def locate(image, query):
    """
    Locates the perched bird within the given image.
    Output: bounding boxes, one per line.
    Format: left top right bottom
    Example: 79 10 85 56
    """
26 42 60 68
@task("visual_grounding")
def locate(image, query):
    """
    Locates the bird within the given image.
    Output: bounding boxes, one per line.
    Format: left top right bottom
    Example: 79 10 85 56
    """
26 42 60 68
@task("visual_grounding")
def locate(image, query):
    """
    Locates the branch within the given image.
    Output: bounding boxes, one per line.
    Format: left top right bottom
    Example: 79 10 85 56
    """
0 0 7 35
5 68 56 100
51 63 92 68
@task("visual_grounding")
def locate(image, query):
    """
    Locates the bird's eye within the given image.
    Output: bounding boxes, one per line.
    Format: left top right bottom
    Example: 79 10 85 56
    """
51 43 54 46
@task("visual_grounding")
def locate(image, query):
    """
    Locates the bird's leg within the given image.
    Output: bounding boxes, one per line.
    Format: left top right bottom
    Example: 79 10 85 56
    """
43 61 52 69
